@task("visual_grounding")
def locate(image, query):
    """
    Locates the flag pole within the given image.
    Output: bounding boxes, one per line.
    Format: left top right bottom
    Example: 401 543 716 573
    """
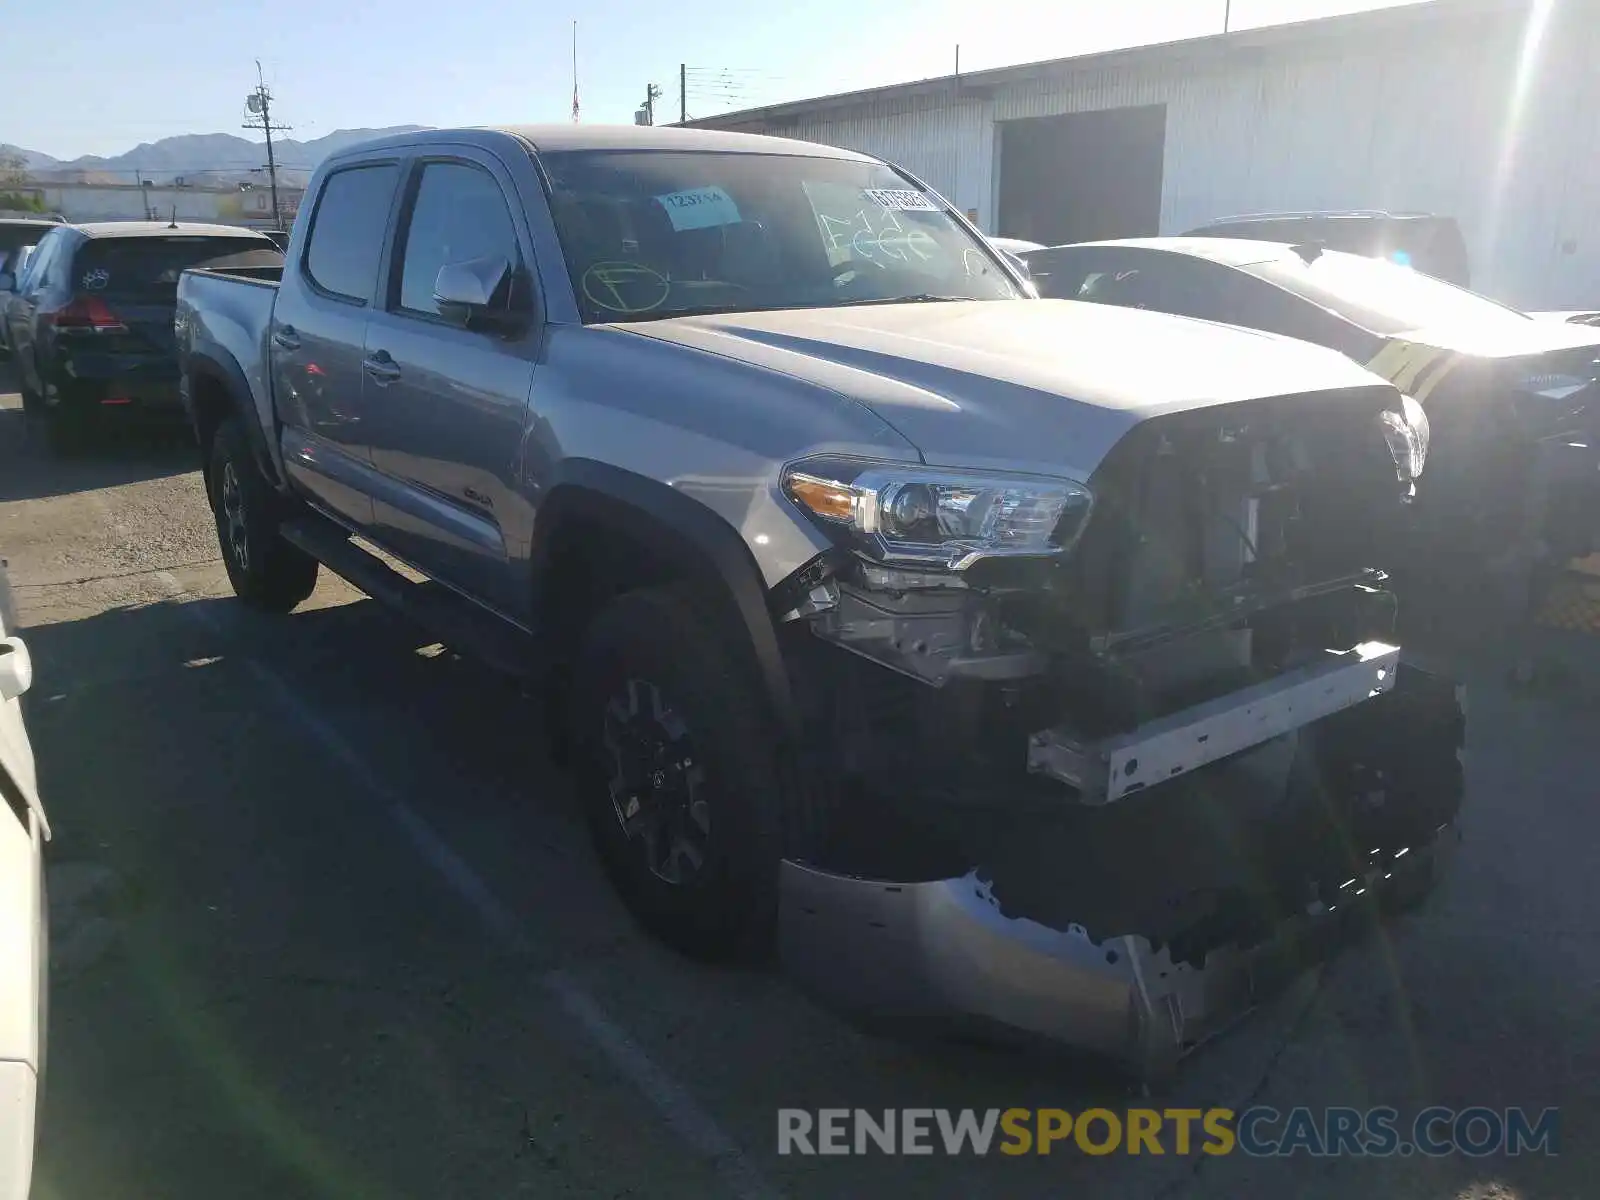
571 20 580 122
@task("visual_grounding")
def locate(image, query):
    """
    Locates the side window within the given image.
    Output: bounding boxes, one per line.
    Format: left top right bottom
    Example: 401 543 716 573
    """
304 163 400 303
1225 273 1353 349
396 162 520 318
19 231 61 291
1074 255 1204 316
1024 252 1107 300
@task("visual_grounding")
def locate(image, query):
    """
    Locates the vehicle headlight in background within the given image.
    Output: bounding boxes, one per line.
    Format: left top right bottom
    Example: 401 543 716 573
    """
783 459 1094 570
1380 394 1430 480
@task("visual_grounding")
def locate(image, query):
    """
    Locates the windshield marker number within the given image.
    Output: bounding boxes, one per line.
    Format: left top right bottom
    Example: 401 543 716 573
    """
863 188 938 212
653 185 742 232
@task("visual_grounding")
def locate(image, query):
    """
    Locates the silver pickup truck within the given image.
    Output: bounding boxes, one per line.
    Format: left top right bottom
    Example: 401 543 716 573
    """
175 125 1464 1080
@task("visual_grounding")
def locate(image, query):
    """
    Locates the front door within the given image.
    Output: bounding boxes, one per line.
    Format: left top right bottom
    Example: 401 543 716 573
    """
271 160 403 530
362 153 539 615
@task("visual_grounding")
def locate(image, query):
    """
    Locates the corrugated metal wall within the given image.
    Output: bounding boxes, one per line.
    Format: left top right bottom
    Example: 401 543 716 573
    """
707 0 1600 307
745 95 996 223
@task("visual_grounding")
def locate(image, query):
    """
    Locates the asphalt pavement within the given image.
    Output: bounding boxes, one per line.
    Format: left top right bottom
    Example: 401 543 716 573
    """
1 370 1594 1200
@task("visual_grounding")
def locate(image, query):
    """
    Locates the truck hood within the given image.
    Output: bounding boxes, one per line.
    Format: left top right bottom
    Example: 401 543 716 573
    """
621 299 1390 478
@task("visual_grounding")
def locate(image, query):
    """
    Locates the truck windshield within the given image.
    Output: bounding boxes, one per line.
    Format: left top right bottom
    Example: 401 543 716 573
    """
539 149 1022 322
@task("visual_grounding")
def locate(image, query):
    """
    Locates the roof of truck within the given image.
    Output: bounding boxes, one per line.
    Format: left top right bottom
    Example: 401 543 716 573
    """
332 123 879 162
73 221 273 240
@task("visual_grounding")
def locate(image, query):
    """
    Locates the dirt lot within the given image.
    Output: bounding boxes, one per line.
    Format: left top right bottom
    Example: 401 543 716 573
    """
2 369 1594 1200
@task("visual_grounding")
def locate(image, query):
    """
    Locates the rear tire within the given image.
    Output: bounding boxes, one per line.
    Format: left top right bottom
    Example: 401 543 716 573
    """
208 418 318 612
573 584 791 960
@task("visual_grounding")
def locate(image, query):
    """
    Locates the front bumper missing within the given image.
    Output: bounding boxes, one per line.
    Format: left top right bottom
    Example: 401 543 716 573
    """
779 824 1457 1083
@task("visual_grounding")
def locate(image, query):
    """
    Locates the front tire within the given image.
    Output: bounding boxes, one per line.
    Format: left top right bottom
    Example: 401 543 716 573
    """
574 584 789 960
208 418 318 612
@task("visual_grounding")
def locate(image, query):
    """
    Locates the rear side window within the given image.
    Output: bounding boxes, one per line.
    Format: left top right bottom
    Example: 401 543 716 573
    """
19 229 67 290
396 161 520 317
71 237 269 297
304 164 400 302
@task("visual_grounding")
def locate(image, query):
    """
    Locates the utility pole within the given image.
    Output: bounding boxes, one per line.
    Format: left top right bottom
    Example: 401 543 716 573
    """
680 63 687 124
243 60 291 231
636 82 664 126
1224 0 1232 32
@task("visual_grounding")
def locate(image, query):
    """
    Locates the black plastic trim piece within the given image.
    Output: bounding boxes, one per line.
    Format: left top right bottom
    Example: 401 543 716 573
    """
533 459 799 737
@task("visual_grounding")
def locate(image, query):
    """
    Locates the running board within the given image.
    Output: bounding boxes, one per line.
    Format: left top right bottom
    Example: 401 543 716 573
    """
279 514 535 680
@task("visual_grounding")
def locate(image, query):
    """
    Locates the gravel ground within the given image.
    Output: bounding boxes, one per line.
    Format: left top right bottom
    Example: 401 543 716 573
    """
1 372 1593 1200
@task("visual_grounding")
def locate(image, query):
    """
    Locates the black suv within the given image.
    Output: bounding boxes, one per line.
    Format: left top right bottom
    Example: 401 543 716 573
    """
3 221 280 450
1183 210 1471 288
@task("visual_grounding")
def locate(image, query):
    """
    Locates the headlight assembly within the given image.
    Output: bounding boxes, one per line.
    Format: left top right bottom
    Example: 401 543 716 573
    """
782 458 1094 570
1380 394 1430 480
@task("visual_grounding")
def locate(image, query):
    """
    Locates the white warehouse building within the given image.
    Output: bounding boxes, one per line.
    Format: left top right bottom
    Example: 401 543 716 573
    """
690 0 1600 308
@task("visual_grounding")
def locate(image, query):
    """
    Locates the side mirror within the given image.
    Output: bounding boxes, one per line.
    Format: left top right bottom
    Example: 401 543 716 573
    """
0 272 14 293
433 256 518 331
0 637 32 702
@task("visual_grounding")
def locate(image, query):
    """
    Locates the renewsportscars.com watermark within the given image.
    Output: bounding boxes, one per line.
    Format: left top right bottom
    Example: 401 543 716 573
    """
777 1107 1560 1158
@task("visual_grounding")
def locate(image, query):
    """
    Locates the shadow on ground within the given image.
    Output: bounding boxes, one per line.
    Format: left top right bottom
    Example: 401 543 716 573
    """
0 407 197 503
19 589 1598 1199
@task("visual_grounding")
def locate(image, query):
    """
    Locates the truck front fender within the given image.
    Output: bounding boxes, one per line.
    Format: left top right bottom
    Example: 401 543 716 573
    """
530 459 799 739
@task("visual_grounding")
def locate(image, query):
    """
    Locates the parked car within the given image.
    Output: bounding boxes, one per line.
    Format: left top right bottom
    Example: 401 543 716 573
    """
1183 210 1472 288
986 235 1045 257
985 236 1046 281
2 222 281 452
176 125 1463 1080
0 559 48 1200
1021 236 1600 627
0 220 60 359
1530 309 1600 327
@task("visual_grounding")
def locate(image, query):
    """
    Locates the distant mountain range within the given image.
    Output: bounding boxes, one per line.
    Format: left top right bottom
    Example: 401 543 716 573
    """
0 127 428 187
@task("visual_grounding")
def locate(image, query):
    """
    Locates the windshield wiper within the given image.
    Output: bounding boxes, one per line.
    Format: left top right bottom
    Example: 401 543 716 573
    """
605 295 980 322
832 293 977 307
607 301 807 322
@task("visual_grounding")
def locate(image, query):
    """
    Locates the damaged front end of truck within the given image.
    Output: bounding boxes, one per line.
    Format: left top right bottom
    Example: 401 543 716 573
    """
772 382 1465 1081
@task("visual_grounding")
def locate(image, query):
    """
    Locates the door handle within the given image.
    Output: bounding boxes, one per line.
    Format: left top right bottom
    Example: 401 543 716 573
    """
272 325 300 351
362 351 401 385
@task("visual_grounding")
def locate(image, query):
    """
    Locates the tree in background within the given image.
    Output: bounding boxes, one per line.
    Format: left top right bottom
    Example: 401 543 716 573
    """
0 154 45 213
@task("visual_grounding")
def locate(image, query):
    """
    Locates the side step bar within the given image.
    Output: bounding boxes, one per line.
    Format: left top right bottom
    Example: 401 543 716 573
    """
280 514 535 680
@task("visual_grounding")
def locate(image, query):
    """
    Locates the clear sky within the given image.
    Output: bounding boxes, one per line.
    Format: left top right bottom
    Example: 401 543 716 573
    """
7 0 1426 160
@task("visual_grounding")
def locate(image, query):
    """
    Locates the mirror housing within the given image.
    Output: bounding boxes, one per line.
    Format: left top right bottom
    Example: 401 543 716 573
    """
433 256 519 331
0 637 32 703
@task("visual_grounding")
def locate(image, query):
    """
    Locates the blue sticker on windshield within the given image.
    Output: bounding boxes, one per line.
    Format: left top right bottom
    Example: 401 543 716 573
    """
654 186 742 232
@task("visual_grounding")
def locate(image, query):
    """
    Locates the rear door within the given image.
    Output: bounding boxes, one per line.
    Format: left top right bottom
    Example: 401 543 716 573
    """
271 160 403 530
361 150 539 613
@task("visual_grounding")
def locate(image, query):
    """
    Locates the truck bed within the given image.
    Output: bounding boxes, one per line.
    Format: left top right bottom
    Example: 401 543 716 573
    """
174 265 285 471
